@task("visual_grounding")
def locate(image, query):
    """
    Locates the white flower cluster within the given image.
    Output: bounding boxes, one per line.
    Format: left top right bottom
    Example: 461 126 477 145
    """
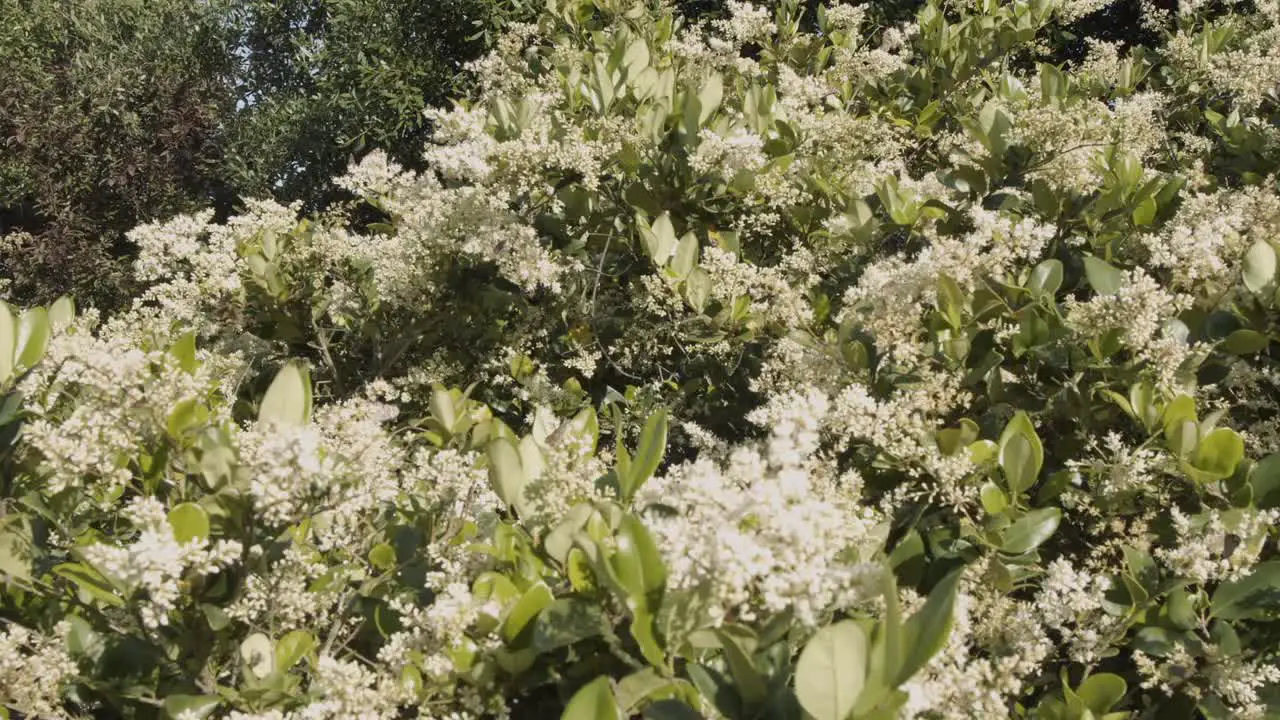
0 623 78 719
639 392 885 626
83 497 242 629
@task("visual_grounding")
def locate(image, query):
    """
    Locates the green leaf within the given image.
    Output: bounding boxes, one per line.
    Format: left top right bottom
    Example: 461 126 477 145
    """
796 620 868 720
998 412 1043 494
15 307 50 371
502 582 554 644
240 633 275 678
1083 255 1124 295
1222 329 1269 355
623 408 667 500
167 503 210 545
275 630 315 672
258 361 312 426
0 516 34 582
532 598 602 653
1211 562 1280 620
1132 195 1157 226
980 482 1008 514
163 695 220 720
609 515 667 611
1250 453 1280 508
716 628 767 704
562 676 620 720
647 212 678 264
671 233 699 279
488 438 527 512
0 301 14 382
896 569 962 684
1243 241 1278 293
48 296 75 331
54 563 124 607
1076 674 1127 714
697 73 723 125
168 332 199 374
642 700 703 719
1001 507 1062 554
1190 427 1244 480
368 543 397 571
1028 259 1063 298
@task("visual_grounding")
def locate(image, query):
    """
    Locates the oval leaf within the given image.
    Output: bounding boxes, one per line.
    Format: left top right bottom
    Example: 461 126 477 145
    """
795 620 868 720
562 676 620 720
167 503 210 545
258 361 312 426
1001 507 1062 555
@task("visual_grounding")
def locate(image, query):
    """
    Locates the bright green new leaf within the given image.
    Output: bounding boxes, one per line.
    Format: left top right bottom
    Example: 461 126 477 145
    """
0 301 14 382
697 73 723 125
502 582 554 644
998 412 1043 494
562 676 620 720
623 408 667 500
488 438 527 511
240 633 275 678
258 361 312 426
608 515 666 611
1243 241 1278 293
795 620 868 720
368 542 397 571
48 296 75 331
15 307 50 371
167 503 210 544
1190 427 1244 480
275 630 315 672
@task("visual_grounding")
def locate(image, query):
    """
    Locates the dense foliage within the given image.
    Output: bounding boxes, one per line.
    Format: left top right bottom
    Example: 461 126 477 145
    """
5 0 1280 718
0 0 505 309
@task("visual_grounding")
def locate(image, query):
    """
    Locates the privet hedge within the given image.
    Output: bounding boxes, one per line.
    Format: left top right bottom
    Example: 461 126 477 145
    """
4 0 1280 718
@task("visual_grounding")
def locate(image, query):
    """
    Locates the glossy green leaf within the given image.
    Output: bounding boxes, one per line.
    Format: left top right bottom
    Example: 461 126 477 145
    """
623 408 667 500
1076 674 1127 714
240 633 275 678
562 676 620 720
487 438 527 511
15 307 50 371
1222 329 1269 355
795 620 867 720
697 73 722 125
1243 241 1277 293
896 569 962 684
1211 561 1280 620
998 412 1043 494
258 361 312 426
1001 507 1061 554
1028 259 1063 297
167 503 210 545
0 302 14 382
1083 255 1124 295
1190 427 1244 479
275 630 315 672
368 542 397 571
502 582 554 644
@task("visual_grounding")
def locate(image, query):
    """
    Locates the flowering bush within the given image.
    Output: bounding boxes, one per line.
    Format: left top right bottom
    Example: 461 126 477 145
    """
5 0 1280 717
